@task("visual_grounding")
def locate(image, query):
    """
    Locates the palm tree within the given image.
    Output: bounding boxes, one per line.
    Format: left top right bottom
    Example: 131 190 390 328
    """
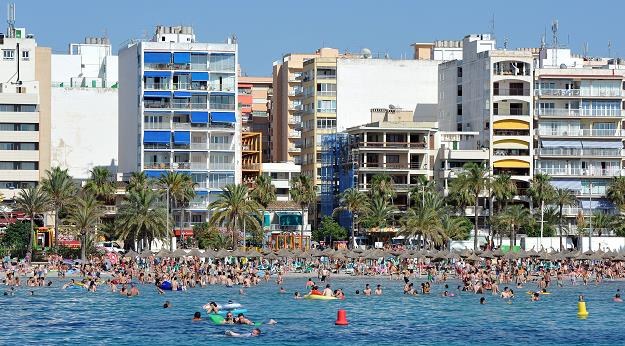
370 174 396 202
462 162 489 250
127 171 151 193
491 174 517 212
447 173 473 212
362 196 397 230
440 215 471 250
208 184 262 249
250 174 276 209
399 206 442 250
42 167 77 248
84 167 115 203
289 175 316 250
529 173 555 239
333 188 369 249
607 176 625 212
409 176 437 208
116 187 170 251
14 186 52 260
158 171 196 234
553 188 576 251
592 212 614 237
67 193 103 262
499 204 529 246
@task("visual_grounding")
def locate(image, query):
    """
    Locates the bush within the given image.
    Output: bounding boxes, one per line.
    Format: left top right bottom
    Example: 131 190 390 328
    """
0 222 31 249
313 217 348 242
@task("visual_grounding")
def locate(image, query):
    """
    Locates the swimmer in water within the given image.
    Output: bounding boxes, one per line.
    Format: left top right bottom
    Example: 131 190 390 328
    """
163 301 171 308
294 291 303 299
279 287 286 294
192 312 202 321
225 328 261 338
531 293 540 301
480 297 486 304
375 285 382 295
613 293 623 303
205 301 219 314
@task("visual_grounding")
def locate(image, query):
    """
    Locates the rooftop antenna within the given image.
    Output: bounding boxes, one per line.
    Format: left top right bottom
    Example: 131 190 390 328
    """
608 40 612 60
489 13 495 39
7 2 15 38
551 19 559 67
583 42 589 58
503 36 509 50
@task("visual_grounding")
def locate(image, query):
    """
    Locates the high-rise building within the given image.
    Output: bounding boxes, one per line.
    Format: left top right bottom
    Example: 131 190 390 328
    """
238 76 271 184
118 26 239 232
51 37 118 180
439 34 534 234
534 48 625 230
0 25 51 200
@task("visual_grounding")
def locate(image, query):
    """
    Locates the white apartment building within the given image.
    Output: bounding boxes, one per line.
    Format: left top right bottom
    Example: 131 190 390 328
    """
261 162 300 201
0 26 51 200
534 48 625 226
51 37 118 180
118 26 240 230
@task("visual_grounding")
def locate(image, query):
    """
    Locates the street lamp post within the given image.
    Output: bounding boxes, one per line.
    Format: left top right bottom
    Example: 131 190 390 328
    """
588 181 593 251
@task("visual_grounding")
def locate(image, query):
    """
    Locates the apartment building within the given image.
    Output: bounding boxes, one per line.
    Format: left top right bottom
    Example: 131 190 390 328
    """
118 26 239 231
51 37 118 180
261 162 300 201
534 48 625 226
238 76 271 184
0 25 51 200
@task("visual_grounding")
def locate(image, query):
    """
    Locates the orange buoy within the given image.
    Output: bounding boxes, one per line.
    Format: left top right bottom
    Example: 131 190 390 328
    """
335 309 349 326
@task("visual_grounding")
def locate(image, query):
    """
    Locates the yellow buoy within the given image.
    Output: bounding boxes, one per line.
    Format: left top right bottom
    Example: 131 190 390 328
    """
577 301 589 318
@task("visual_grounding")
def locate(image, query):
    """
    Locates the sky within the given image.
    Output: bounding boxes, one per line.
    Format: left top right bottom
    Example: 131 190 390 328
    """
13 0 625 76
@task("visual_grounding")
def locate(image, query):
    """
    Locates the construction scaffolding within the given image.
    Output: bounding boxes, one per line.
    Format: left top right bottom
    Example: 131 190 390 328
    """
320 133 354 229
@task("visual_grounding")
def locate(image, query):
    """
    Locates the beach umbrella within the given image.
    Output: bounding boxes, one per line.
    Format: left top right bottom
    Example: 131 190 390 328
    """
459 249 472 258
352 247 364 253
246 249 262 258
139 249 153 258
526 249 540 258
590 252 604 261
602 251 616 260
480 250 494 259
264 252 278 260
321 248 335 257
215 249 230 258
333 254 347 261
124 250 139 258
172 249 188 258
186 248 202 257
261 248 273 255
583 250 594 256
346 251 359 259
277 248 292 258
466 253 481 262
202 249 216 258
492 249 505 258
311 249 324 257
155 249 172 258
503 251 518 260
563 251 578 259
230 249 246 257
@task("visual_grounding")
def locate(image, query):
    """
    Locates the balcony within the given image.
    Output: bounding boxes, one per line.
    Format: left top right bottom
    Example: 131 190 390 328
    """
358 183 411 191
536 88 622 97
190 162 208 170
493 149 530 156
188 200 209 209
288 131 301 138
493 109 529 116
172 162 191 170
173 83 208 91
144 82 170 90
493 88 531 96
560 206 618 217
242 163 261 170
210 143 233 151
210 163 235 170
538 148 622 157
357 162 425 170
317 91 337 97
535 167 623 177
103 205 117 215
144 122 171 130
538 129 624 137
171 102 208 110
536 108 623 118
144 162 171 169
288 146 301 152
288 117 302 125
210 103 236 110
144 101 170 109
190 143 208 150
173 122 191 130
354 142 428 149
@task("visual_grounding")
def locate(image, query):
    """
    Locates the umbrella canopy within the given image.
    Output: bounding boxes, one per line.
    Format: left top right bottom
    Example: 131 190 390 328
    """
466 253 481 262
155 249 172 258
352 247 365 253
215 249 230 258
583 250 594 256
261 248 273 255
503 251 518 260
526 249 540 258
277 249 292 258
246 249 262 258
202 249 217 258
230 249 246 257
124 250 139 258
139 249 153 258
563 251 578 259
311 249 324 257
480 250 494 259
346 251 360 259
264 253 278 260
492 249 505 258
186 248 202 257
459 249 472 258
172 249 187 258
291 249 304 258
321 248 335 257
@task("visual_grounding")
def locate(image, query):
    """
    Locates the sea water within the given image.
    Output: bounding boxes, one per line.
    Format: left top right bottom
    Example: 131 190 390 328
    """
0 276 623 345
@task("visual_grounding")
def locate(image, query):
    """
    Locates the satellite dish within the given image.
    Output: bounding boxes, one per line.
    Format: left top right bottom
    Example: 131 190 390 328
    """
389 104 396 109
361 48 372 59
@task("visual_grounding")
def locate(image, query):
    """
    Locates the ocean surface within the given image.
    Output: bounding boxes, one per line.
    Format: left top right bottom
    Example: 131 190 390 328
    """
0 276 623 345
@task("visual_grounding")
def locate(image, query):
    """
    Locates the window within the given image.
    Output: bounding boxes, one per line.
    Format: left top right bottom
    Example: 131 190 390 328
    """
457 104 462 116
209 54 235 72
0 104 37 112
3 49 14 60
457 85 462 97
210 94 234 109
386 155 400 163
21 50 29 60
0 123 38 131
316 100 336 113
0 142 37 150
0 181 36 189
0 161 38 170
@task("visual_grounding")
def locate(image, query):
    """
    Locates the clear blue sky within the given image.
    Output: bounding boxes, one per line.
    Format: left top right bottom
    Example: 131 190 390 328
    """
15 0 625 76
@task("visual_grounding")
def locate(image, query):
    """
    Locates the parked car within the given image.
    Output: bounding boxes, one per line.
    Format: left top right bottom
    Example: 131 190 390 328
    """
96 241 124 253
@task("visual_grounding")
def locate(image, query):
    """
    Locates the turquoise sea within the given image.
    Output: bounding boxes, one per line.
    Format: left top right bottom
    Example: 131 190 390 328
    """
0 276 623 345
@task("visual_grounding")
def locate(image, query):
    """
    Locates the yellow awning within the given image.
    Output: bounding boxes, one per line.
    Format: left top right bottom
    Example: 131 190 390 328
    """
493 139 529 149
493 159 530 168
493 120 530 130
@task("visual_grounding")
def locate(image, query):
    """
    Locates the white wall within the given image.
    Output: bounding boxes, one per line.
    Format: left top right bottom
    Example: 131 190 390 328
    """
336 58 439 132
578 237 625 252
51 55 81 84
117 44 140 174
51 87 118 179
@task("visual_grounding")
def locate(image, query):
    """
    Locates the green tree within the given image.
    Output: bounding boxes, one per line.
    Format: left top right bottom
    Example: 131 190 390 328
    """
159 171 196 234
14 186 52 259
361 196 397 230
116 188 170 251
441 215 472 249
409 176 437 208
462 162 489 250
208 184 262 249
193 222 229 249
66 192 103 262
313 216 348 243
289 175 316 250
0 222 31 253
127 171 151 193
250 174 276 209
499 204 530 246
332 188 369 249
84 167 115 203
42 167 77 248
553 188 576 251
399 206 443 250
592 212 614 237
370 174 396 202
491 174 517 212
529 173 555 238
607 176 625 212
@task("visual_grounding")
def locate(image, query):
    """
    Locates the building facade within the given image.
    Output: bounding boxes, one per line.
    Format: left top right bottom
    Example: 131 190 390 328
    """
118 26 239 230
534 48 625 230
261 162 300 201
0 26 51 200
51 37 118 180
238 76 271 184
